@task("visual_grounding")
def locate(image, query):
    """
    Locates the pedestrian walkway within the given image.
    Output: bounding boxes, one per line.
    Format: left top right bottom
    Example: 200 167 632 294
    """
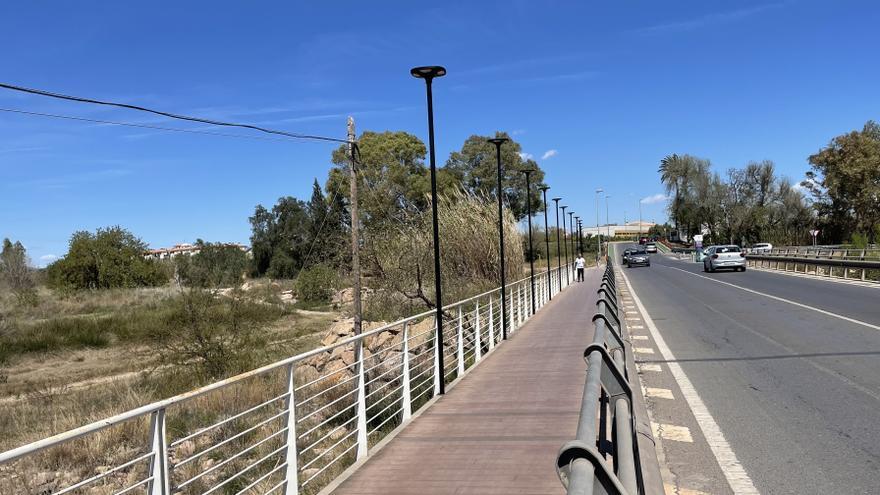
329 268 601 494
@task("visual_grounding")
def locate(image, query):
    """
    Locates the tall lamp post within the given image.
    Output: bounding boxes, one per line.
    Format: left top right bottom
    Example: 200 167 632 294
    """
560 205 569 283
575 216 581 252
487 137 510 340
552 198 563 290
568 211 576 259
595 188 603 263
521 168 536 314
410 65 447 394
538 186 552 300
605 194 611 241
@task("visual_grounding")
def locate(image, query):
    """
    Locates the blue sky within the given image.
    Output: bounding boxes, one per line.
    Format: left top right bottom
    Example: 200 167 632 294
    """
2 1 878 265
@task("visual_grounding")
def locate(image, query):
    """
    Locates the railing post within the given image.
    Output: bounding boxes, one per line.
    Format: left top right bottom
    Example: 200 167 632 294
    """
147 409 170 495
401 322 412 422
509 288 515 333
457 306 465 376
355 340 368 460
475 301 482 362
433 315 441 396
282 364 299 495
488 296 495 351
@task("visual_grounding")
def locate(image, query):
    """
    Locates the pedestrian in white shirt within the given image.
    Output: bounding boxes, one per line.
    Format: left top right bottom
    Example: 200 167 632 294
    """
575 253 585 282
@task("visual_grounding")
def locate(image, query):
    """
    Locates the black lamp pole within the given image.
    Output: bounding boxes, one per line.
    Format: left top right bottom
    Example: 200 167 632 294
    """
487 137 509 340
522 168 536 314
552 198 563 290
410 65 447 394
575 216 581 253
560 205 569 284
568 211 576 259
539 186 552 300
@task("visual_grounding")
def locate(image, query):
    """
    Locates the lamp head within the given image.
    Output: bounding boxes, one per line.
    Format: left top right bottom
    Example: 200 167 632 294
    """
487 137 509 146
539 185 550 192
410 66 447 80
521 168 535 175
552 197 562 202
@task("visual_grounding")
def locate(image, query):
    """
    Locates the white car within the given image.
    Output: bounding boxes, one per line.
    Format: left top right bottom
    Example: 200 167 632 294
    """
645 242 658 253
751 243 773 253
703 245 746 272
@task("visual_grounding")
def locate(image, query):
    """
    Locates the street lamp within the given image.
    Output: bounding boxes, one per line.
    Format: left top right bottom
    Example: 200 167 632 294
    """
568 211 576 261
605 194 611 241
539 186 552 300
595 188 603 263
560 205 569 284
410 65 447 394
552 198 563 290
487 137 509 340
574 216 581 253
521 168 536 314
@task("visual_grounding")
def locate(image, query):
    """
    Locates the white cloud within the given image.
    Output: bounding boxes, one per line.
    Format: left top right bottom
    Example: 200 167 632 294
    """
38 254 58 266
631 3 786 35
511 129 526 136
640 193 669 204
541 149 558 160
519 152 534 160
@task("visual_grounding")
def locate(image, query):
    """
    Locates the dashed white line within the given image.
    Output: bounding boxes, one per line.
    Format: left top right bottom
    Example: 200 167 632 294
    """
634 347 655 354
618 267 761 495
638 363 663 372
632 335 649 340
651 423 694 443
645 387 675 399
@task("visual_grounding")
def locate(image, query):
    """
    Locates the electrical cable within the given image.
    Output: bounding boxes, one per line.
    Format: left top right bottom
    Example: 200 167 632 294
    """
0 107 299 143
0 82 352 144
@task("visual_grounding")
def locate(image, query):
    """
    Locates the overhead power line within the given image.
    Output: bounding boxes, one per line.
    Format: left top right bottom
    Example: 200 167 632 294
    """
0 82 352 144
0 108 298 143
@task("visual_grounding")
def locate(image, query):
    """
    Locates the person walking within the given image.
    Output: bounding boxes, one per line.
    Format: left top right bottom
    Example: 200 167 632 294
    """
575 252 585 282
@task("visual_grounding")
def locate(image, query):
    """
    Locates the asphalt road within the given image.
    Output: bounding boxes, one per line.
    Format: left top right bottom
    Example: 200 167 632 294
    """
617 244 880 494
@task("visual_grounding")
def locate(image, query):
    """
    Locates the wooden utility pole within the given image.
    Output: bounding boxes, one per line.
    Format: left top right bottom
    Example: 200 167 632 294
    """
348 117 362 337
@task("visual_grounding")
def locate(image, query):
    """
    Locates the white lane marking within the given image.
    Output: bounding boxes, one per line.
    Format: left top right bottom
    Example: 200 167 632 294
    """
748 264 880 289
665 266 880 332
646 387 675 399
664 484 710 495
638 363 663 372
630 325 645 330
651 423 694 443
634 347 655 354
619 266 761 494
632 335 649 340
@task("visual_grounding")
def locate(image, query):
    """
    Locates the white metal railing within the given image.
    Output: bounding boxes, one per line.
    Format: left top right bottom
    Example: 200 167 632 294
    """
0 264 575 495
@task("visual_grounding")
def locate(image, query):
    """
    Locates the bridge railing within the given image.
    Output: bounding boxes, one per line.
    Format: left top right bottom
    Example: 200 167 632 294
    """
746 249 880 282
556 263 662 495
0 265 575 495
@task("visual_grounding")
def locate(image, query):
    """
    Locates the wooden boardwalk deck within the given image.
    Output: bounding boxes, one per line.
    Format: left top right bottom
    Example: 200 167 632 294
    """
330 268 600 495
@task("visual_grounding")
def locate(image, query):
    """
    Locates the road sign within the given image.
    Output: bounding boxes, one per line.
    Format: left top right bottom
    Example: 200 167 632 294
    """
809 229 820 237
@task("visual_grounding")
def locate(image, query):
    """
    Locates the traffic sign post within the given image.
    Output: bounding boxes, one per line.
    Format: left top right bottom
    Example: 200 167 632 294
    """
810 229 820 247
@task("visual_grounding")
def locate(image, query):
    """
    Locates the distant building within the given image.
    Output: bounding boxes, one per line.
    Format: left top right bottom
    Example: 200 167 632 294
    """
581 221 655 237
144 242 250 260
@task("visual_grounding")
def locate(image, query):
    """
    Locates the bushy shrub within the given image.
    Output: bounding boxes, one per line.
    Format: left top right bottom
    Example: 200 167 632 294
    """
176 241 248 288
295 265 338 303
46 227 168 290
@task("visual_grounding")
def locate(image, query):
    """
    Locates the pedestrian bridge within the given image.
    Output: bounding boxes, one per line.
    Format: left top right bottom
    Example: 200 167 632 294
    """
0 265 659 495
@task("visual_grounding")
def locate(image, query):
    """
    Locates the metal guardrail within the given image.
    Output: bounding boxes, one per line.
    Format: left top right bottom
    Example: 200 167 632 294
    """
746 251 880 282
556 264 662 495
1 266 576 495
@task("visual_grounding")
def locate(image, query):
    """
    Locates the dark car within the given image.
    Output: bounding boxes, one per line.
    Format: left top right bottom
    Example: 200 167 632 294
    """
627 249 650 268
621 248 635 263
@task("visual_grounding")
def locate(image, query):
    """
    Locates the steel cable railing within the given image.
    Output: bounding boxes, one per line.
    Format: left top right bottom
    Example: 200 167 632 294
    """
556 264 650 495
0 266 573 495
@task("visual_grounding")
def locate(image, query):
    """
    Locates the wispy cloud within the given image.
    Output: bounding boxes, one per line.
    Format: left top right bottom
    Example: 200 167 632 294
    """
511 129 526 136
640 193 669 204
632 3 786 35
38 254 58 266
541 149 558 160
11 168 133 190
519 152 534 161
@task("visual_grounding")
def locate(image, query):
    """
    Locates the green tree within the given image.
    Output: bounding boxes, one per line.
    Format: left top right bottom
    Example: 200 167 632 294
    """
0 238 36 305
175 241 248 288
444 131 546 221
46 227 167 290
805 120 880 243
248 197 311 278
